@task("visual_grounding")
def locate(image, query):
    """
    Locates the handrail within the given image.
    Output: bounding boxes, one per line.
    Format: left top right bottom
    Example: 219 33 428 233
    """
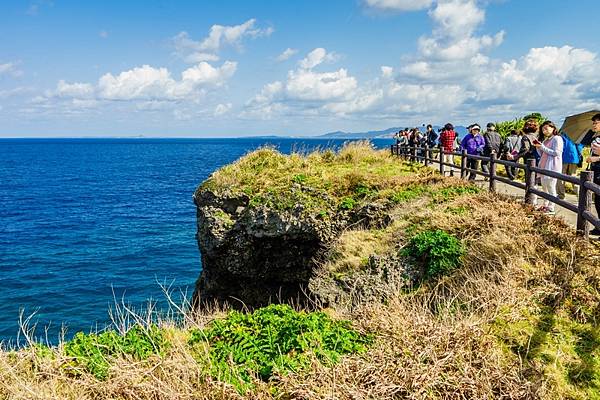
530 165 581 185
391 143 600 239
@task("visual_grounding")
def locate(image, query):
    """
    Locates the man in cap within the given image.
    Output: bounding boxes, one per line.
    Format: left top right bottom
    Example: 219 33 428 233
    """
460 124 485 181
481 122 502 178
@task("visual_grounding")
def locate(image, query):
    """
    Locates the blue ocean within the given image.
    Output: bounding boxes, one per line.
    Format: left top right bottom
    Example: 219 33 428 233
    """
0 138 391 344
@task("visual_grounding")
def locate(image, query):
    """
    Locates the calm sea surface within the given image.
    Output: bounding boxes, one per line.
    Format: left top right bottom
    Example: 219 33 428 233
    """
0 138 391 344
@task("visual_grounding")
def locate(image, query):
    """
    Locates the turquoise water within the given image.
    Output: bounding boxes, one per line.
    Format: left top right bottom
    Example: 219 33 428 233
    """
0 138 391 344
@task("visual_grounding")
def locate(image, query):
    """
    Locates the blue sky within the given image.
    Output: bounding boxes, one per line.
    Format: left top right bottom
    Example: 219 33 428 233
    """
1 0 599 137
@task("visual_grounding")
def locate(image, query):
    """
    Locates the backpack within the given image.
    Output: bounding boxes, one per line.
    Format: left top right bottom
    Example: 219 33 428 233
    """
503 135 521 158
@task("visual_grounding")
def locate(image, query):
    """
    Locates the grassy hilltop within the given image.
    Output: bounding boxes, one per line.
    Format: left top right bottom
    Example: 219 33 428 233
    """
2 142 600 399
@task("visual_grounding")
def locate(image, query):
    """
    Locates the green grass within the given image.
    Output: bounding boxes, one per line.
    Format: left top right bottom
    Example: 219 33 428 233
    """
198 142 428 217
492 307 600 399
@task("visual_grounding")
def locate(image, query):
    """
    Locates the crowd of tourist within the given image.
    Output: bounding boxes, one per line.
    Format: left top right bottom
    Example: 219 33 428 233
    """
394 113 600 235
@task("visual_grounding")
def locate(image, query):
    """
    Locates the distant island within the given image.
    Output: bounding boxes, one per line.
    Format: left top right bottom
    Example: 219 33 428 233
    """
316 125 469 139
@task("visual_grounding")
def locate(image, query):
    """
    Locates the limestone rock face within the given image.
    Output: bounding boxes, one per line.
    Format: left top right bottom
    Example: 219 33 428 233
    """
192 188 346 308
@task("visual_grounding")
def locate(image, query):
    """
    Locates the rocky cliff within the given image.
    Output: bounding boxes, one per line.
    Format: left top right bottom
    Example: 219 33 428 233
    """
192 188 343 307
191 142 476 308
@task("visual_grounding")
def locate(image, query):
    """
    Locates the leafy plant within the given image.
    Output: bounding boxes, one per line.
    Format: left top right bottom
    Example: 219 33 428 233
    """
63 325 168 380
354 184 376 198
339 196 357 210
188 304 372 393
292 174 308 184
402 230 465 279
495 113 548 139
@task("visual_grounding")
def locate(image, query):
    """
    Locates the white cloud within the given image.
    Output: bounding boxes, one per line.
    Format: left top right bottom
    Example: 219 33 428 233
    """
299 48 339 69
214 103 232 116
363 0 433 12
99 30 108 39
0 87 33 98
98 65 178 100
429 0 484 39
96 61 236 101
173 19 273 63
241 0 600 126
0 62 23 78
323 90 383 114
381 66 394 78
55 80 94 98
276 48 298 62
245 48 360 118
472 46 600 110
41 61 237 108
411 0 504 62
286 68 357 101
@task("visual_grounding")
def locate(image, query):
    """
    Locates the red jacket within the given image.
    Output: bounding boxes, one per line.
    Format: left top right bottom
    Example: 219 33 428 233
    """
440 129 457 153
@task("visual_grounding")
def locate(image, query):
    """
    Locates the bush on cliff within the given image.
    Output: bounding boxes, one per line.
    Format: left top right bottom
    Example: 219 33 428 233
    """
63 324 169 380
402 229 464 279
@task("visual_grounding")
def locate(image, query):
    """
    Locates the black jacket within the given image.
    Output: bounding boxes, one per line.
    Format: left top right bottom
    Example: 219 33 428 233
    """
581 130 600 172
483 130 501 155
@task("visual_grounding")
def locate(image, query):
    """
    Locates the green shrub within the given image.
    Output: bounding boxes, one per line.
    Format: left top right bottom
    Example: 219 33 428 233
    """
188 304 372 393
63 325 168 380
339 196 357 210
403 230 465 279
292 174 308 184
495 113 548 139
354 184 376 198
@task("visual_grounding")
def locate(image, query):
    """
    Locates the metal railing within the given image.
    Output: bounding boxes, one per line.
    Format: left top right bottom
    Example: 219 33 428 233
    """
391 143 600 239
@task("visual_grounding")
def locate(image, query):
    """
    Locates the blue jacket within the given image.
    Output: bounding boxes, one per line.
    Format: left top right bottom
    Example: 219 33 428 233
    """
561 133 583 165
460 133 485 155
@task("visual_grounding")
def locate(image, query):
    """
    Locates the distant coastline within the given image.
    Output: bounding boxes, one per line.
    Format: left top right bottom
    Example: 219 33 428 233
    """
0 125 469 140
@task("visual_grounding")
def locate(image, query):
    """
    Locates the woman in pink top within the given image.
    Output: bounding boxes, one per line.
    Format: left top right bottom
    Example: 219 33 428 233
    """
534 121 563 214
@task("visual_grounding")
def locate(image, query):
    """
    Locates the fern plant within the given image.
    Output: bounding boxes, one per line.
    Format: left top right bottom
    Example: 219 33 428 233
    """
188 304 372 393
63 324 168 380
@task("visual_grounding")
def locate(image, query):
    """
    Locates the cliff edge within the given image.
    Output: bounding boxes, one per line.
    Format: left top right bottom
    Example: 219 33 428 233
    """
191 142 474 308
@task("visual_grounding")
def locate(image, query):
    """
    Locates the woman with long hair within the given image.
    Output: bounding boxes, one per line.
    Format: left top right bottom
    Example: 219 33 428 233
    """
533 121 563 214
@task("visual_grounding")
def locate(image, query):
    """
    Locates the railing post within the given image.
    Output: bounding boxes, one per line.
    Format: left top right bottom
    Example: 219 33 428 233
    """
439 148 445 176
390 144 394 156
525 159 536 205
424 144 429 166
412 146 417 162
576 171 593 239
489 151 497 193
460 150 467 179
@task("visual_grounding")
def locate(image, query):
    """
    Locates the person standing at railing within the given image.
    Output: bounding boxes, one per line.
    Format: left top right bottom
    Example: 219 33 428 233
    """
460 124 485 181
425 124 438 161
481 122 501 179
581 113 600 235
515 118 541 203
516 118 541 166
439 123 457 167
557 132 583 199
503 129 522 180
533 121 563 215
